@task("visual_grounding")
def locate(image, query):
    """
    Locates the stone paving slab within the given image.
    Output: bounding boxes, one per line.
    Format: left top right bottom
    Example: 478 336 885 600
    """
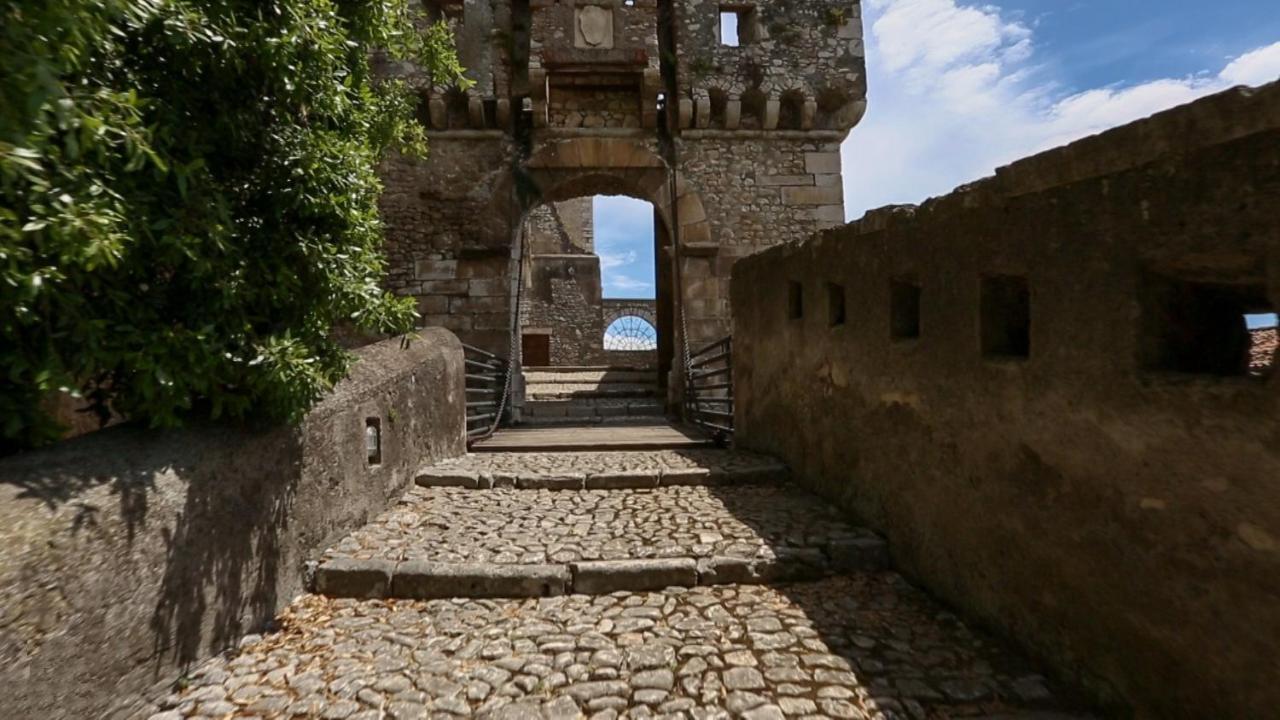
138 576 1093 720
317 484 886 598
418 450 787 490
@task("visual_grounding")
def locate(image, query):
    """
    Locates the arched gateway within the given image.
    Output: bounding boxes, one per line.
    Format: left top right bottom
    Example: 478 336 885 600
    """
373 0 867 408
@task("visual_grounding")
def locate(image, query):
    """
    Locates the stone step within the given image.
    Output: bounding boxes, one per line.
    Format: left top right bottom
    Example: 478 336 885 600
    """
416 448 785 489
523 368 658 385
523 398 664 419
517 414 673 428
524 382 660 400
314 481 888 600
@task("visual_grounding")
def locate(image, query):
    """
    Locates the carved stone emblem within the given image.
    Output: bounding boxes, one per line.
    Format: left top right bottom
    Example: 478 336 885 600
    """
576 6 613 49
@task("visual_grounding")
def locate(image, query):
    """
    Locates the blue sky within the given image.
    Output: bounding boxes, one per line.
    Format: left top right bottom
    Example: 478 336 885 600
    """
594 0 1280 302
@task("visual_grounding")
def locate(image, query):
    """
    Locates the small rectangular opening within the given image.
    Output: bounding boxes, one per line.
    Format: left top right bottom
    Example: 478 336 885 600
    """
787 280 804 321
719 10 740 46
1248 314 1277 377
890 278 921 341
981 275 1031 359
365 417 382 466
1142 275 1273 377
719 7 756 46
827 282 846 327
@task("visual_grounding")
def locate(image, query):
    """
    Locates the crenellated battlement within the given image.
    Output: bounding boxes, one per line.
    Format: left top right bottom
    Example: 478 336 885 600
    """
394 0 867 135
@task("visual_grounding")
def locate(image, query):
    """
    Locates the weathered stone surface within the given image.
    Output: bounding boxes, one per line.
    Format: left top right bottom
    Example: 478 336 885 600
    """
316 558 396 599
392 562 570 599
732 83 1280 720
571 559 698 593
135 577 1086 720
0 331 468 720
319 479 886 592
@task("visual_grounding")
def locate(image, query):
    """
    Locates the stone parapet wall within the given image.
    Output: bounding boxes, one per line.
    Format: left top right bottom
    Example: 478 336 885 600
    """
731 83 1280 719
0 330 467 720
674 0 866 132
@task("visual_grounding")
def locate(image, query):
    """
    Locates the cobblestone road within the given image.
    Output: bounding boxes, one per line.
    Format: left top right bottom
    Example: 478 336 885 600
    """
139 447 1091 719
142 577 1085 720
324 485 876 566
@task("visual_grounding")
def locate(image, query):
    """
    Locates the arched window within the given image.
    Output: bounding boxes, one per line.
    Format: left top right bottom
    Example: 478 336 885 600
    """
604 316 658 351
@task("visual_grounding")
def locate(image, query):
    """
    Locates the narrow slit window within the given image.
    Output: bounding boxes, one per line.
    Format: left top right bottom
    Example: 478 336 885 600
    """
788 281 804 321
891 279 921 340
365 417 382 466
981 275 1031 359
827 282 846 327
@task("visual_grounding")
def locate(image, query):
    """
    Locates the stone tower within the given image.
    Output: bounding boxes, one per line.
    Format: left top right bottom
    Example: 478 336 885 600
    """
378 0 867 382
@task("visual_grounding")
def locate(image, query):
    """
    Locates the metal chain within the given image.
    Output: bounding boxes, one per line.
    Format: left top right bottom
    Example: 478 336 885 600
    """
666 159 696 421
486 209 529 438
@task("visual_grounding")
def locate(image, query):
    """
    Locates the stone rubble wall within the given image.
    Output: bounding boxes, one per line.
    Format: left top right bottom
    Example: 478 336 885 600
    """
0 330 468 720
731 83 1280 720
522 255 607 367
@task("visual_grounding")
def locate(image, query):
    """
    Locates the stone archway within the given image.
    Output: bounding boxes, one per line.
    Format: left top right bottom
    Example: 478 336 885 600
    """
602 299 658 330
490 137 713 389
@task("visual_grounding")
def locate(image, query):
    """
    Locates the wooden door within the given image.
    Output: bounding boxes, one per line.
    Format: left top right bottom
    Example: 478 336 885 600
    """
522 333 551 367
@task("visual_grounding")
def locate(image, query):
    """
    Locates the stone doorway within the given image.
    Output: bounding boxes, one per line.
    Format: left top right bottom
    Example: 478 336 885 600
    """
516 192 671 427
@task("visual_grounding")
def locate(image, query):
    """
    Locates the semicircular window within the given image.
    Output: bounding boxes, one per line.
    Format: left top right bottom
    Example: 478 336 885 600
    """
604 316 658 351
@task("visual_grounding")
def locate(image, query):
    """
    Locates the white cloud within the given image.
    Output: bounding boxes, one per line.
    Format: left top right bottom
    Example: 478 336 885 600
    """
599 249 637 270
606 275 652 292
842 0 1280 219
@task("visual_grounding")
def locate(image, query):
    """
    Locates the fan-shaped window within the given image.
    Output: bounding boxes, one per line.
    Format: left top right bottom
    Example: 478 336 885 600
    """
604 316 658 351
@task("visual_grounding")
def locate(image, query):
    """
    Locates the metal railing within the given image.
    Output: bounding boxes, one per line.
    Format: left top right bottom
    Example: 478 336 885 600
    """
685 335 733 443
463 344 509 443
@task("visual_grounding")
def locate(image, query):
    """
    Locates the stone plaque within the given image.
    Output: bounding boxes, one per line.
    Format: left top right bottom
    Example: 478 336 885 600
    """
575 5 614 49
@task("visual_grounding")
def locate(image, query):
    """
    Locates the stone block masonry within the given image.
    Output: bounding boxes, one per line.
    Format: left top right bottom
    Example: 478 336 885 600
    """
0 330 468 720
373 0 869 382
731 82 1280 720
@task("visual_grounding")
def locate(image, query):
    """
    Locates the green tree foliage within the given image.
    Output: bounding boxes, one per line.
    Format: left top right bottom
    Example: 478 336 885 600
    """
1 0 464 450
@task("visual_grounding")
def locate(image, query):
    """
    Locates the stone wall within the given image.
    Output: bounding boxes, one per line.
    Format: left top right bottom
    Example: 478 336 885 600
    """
522 255 606 366
0 330 467 720
731 84 1280 719
375 0 867 388
379 137 517 355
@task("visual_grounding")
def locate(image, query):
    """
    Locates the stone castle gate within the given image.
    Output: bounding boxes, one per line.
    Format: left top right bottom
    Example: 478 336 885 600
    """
376 0 868 393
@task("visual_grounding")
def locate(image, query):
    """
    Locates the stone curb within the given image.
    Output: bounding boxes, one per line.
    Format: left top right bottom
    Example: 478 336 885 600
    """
393 561 570 599
571 558 699 593
415 463 789 490
315 535 888 600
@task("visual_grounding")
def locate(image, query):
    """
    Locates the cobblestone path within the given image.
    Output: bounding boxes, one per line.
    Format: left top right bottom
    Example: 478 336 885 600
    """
140 448 1092 720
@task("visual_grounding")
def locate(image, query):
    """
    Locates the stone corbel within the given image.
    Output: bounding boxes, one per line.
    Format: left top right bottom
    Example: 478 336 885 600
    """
679 98 694 129
763 97 780 130
801 99 817 131
694 90 711 130
529 69 549 128
724 97 742 130
641 68 661 129
429 96 447 130
468 96 485 128
495 98 511 128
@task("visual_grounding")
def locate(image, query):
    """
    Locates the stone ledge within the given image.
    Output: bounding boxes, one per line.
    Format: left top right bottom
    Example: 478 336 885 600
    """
314 537 889 599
